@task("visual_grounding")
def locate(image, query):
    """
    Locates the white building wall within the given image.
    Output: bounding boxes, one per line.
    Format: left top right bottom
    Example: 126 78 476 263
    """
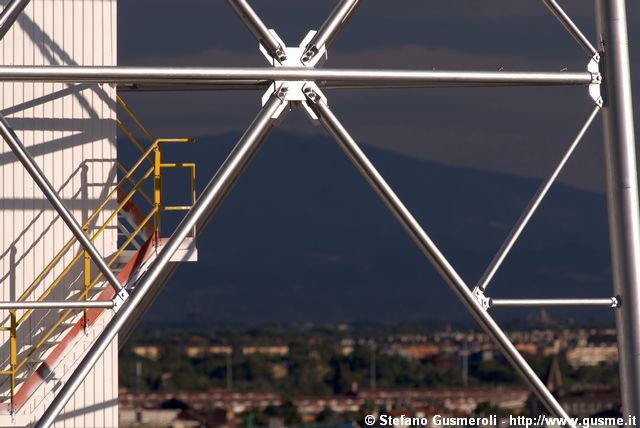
0 0 118 426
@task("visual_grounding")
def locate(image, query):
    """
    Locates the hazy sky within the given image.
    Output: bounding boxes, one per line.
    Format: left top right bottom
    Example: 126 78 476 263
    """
118 1 640 192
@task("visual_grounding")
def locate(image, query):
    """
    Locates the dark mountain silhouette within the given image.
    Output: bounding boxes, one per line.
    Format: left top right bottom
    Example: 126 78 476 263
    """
126 131 615 326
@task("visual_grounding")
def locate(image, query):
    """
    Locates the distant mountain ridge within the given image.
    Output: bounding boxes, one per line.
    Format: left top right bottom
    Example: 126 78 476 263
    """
129 131 615 326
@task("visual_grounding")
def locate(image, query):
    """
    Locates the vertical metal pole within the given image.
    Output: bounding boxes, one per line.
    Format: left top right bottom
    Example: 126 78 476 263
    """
9 310 16 410
226 351 232 391
462 339 469 388
595 0 640 417
83 226 90 329
35 90 288 428
153 144 162 239
135 361 142 394
369 341 376 390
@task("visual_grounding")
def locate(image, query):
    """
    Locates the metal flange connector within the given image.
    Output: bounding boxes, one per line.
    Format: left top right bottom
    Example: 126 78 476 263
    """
302 84 328 123
611 295 621 308
301 45 319 64
274 85 289 101
273 46 287 63
303 85 321 103
588 54 603 107
112 288 130 313
472 287 491 310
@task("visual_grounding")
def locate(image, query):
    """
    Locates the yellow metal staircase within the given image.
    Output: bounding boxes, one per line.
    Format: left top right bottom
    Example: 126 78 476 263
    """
0 96 196 412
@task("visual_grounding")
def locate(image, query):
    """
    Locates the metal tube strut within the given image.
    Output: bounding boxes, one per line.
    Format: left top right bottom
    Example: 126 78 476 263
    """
0 115 123 294
0 67 595 87
115 81 586 93
302 0 361 63
226 0 286 62
0 0 31 41
35 90 288 428
475 106 600 292
304 91 573 425
542 0 598 58
0 301 115 310
490 298 618 308
595 0 640 417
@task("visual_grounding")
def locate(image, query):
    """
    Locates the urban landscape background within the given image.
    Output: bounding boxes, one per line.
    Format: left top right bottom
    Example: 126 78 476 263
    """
118 318 620 427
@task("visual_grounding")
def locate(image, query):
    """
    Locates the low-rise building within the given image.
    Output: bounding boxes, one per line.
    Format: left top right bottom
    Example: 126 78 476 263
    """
132 345 161 361
386 343 439 360
242 345 289 356
566 345 618 367
186 345 233 358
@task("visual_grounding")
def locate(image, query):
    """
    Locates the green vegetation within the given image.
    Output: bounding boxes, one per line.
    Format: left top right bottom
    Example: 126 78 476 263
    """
119 324 619 395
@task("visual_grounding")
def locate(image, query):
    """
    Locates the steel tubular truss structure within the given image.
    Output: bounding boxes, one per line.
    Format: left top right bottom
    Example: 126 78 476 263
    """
0 0 636 426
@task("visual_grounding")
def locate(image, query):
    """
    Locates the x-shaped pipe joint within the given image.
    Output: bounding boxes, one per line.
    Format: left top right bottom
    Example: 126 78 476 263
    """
258 29 328 122
228 0 359 122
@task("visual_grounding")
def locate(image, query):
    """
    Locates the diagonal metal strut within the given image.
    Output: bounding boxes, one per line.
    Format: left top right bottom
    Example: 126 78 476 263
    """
0 115 124 294
475 105 601 293
227 0 287 62
542 0 598 59
302 0 361 64
35 89 289 428
303 90 575 425
0 0 31 41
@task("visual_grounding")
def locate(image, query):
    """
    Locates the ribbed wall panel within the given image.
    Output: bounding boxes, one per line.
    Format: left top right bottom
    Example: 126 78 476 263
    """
0 0 118 426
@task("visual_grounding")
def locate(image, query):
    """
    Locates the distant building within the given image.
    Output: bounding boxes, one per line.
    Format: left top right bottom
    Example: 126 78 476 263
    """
565 345 618 367
269 362 288 380
515 342 538 355
119 408 184 427
338 338 355 356
119 387 529 426
133 345 161 361
185 345 233 358
242 345 289 356
386 343 439 360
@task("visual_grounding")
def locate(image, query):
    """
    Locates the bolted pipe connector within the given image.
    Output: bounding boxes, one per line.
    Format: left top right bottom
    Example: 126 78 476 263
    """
612 295 621 308
303 86 320 103
275 86 289 100
273 46 287 63
301 46 319 63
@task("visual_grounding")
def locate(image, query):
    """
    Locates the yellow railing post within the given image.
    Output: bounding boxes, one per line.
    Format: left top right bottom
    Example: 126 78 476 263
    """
191 164 197 237
9 310 16 408
82 225 90 330
153 143 162 242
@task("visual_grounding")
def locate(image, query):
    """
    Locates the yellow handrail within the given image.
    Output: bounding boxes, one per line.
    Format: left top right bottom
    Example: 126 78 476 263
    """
117 162 153 206
116 95 155 142
116 120 151 162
